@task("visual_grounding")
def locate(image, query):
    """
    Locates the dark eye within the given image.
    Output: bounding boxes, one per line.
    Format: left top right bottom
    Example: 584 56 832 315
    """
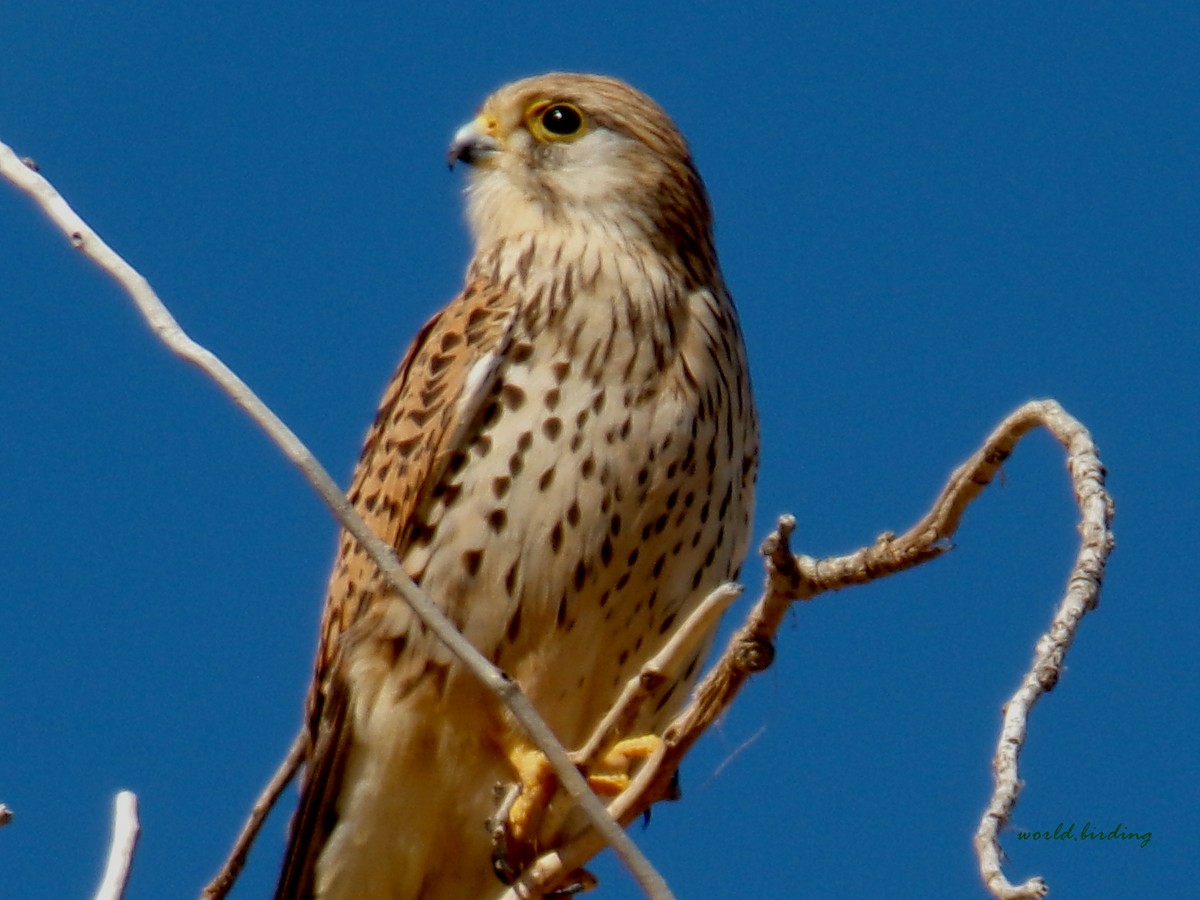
523 100 588 143
541 104 583 136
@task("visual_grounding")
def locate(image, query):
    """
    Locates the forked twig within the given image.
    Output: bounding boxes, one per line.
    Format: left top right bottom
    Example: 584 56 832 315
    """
500 399 1113 899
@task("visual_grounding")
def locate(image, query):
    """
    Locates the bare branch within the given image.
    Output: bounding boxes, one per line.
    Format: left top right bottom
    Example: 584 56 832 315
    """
94 791 140 900
502 399 1113 899
4 138 1113 899
0 139 671 900
973 401 1113 900
202 731 307 899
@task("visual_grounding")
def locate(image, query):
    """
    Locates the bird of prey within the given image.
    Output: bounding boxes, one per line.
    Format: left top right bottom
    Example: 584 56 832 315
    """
275 72 759 899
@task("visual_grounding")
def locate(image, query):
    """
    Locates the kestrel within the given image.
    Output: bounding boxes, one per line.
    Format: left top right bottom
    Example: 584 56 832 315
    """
275 73 759 899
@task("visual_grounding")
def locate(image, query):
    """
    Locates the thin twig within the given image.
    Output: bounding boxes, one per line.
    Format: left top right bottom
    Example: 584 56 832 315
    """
573 583 742 768
0 139 672 900
94 791 140 900
201 730 308 899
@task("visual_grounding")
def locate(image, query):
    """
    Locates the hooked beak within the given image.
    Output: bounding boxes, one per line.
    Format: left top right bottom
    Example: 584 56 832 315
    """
447 116 501 169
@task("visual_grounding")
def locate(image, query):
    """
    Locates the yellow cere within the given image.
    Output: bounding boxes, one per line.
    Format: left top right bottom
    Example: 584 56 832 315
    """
477 113 500 136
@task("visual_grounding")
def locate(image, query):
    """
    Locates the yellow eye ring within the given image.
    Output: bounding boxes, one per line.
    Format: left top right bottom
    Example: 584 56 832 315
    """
524 100 586 142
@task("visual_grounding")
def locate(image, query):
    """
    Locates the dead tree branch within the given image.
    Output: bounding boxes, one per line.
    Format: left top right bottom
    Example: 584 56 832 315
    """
500 399 1113 899
3 138 1113 899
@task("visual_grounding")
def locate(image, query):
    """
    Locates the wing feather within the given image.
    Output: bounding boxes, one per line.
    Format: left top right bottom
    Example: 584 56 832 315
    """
275 273 519 897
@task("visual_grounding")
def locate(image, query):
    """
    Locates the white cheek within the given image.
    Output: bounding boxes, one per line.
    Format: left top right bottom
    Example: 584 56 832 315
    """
462 129 652 245
546 130 638 202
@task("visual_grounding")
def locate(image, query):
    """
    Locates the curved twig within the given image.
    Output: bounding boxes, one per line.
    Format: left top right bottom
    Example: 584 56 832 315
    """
501 400 1113 899
973 402 1113 899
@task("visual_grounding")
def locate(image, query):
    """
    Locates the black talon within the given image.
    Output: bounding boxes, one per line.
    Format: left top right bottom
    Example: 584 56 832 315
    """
547 868 599 896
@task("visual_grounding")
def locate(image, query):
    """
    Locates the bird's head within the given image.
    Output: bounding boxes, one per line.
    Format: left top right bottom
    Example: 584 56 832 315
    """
449 73 716 281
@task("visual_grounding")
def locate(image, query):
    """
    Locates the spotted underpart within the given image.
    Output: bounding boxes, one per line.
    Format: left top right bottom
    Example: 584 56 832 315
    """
276 73 760 900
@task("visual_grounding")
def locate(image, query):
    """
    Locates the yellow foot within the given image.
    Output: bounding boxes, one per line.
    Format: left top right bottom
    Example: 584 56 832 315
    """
505 734 662 838
491 745 557 885
496 733 664 881
587 734 664 795
598 734 662 769
507 744 558 844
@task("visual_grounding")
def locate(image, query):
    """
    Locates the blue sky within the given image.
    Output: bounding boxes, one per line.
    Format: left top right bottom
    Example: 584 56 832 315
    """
1 3 1194 897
